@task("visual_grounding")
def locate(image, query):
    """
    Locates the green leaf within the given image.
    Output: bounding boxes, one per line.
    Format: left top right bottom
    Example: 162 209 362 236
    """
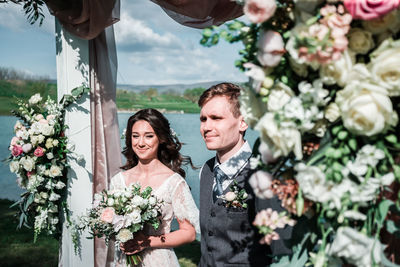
377 199 393 226
385 134 397 144
386 220 400 237
348 138 357 151
211 34 219 45
337 130 348 140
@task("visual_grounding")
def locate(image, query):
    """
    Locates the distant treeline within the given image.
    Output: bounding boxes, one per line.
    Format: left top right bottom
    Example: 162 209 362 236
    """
0 66 50 81
0 67 206 115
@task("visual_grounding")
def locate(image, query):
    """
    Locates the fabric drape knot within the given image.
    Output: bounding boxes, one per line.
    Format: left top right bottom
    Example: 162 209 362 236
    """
213 166 227 202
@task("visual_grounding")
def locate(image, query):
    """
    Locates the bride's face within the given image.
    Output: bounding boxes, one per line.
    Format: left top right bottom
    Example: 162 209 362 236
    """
131 120 160 161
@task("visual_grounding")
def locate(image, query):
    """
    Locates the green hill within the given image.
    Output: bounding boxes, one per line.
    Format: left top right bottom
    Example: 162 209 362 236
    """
0 80 201 115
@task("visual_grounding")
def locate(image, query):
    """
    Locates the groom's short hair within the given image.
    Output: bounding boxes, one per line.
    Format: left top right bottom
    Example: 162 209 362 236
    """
198 82 242 118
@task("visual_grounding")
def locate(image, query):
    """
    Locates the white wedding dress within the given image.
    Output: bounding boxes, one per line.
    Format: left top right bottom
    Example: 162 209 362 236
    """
110 172 200 267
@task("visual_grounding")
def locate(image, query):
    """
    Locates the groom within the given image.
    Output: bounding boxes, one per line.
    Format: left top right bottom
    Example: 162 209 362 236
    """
198 83 292 266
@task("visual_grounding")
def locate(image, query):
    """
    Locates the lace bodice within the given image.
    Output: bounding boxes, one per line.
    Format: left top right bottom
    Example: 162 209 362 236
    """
110 172 200 267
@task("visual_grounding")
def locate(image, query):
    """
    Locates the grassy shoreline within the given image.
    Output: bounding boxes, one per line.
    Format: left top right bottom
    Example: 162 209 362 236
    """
0 199 200 267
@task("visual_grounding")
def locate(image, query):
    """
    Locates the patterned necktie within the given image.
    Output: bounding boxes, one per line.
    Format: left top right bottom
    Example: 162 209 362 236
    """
213 166 226 202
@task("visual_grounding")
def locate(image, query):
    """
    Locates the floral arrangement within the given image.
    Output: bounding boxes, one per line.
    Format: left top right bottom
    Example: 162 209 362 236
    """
7 86 89 241
74 183 162 266
201 0 400 266
218 180 248 208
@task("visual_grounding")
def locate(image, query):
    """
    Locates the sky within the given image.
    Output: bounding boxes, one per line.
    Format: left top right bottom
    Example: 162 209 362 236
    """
0 0 247 86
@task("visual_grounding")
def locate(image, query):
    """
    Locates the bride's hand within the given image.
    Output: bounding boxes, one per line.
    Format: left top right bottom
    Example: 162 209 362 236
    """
120 232 150 255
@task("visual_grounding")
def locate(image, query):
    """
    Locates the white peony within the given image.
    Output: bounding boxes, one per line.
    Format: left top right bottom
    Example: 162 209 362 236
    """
28 93 42 105
249 170 274 199
267 82 294 112
116 228 133 243
22 143 32 153
329 227 382 267
132 195 145 207
41 125 54 136
255 113 303 159
369 39 400 96
335 81 398 136
347 28 375 55
319 50 355 87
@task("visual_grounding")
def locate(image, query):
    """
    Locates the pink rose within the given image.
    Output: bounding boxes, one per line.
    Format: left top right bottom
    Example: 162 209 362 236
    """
39 119 48 124
11 145 23 157
100 207 115 223
260 232 280 245
34 146 45 157
344 0 400 20
244 0 276 24
10 137 20 146
257 30 285 67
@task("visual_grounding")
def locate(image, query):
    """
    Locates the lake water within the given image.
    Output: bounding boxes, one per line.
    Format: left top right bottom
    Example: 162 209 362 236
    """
0 114 259 207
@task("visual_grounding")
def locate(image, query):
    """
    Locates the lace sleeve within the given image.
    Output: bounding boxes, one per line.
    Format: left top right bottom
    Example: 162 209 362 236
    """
171 176 200 234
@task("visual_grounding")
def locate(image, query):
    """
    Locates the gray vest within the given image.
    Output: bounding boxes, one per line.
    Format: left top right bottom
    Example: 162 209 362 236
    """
199 158 272 267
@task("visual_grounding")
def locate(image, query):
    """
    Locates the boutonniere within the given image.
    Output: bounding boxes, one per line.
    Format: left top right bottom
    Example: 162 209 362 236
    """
219 180 248 209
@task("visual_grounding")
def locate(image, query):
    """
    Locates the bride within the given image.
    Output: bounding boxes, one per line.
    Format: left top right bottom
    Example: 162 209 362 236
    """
110 108 199 266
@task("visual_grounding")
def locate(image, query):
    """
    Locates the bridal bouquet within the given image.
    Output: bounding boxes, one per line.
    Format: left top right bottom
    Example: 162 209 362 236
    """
75 183 162 266
202 1 400 266
6 86 88 241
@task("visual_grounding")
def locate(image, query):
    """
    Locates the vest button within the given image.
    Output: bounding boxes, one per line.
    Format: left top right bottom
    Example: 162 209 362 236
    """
208 231 213 236
210 211 215 217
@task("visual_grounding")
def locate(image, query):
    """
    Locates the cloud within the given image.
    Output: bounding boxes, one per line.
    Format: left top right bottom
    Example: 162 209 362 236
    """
0 3 54 34
115 12 183 52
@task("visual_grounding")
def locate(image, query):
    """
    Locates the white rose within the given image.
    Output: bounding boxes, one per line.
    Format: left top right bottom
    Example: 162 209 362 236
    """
324 102 340 122
46 153 54 160
335 81 398 136
9 160 20 173
319 50 355 87
249 170 274 199
362 9 400 35
255 113 303 159
31 122 42 134
52 139 59 147
127 209 142 225
49 165 62 177
41 125 54 136
22 143 32 153
225 191 236 202
347 63 371 82
116 228 133 243
132 195 144 207
107 198 115 206
45 138 54 149
28 93 42 105
35 114 44 121
347 28 375 55
267 82 294 112
369 39 400 96
30 135 39 146
49 192 61 201
21 157 35 171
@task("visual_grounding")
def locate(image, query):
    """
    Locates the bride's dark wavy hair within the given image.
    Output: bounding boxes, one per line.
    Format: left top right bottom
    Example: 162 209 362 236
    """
121 108 195 177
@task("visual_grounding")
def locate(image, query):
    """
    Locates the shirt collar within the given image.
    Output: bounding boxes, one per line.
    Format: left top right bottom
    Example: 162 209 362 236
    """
214 141 252 178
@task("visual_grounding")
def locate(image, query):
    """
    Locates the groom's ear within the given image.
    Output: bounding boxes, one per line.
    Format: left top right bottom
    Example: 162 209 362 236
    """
238 115 248 132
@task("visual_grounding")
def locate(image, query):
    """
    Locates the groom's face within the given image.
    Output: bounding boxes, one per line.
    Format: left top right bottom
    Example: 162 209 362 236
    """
200 96 247 154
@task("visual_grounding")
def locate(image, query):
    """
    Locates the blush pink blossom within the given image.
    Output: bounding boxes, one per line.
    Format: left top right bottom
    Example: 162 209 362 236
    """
100 207 115 223
34 146 45 157
260 232 280 245
11 145 23 157
257 30 285 67
10 137 20 146
22 143 33 153
244 0 276 24
39 119 48 124
344 0 400 20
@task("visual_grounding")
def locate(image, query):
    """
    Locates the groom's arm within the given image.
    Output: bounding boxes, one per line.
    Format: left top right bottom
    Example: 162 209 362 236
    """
256 196 293 256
